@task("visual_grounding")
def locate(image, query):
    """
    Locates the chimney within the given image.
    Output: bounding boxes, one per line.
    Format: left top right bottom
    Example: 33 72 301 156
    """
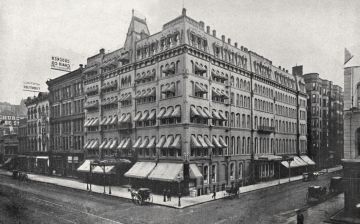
206 26 210 34
79 64 83 69
292 65 303 76
235 42 238 48
221 35 225 42
100 48 105 54
212 30 216 37
228 38 231 44
199 21 204 30
182 8 186 16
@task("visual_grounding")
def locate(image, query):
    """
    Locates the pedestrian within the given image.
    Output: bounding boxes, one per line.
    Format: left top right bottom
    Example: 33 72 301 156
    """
296 210 304 224
212 191 216 199
167 189 171 201
163 189 166 202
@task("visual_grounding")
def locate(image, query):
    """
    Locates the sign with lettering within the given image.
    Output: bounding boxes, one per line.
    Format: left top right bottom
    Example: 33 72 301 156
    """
51 56 71 72
23 81 41 92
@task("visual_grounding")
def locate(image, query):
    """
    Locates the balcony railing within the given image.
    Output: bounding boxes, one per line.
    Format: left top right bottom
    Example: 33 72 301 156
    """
257 125 275 133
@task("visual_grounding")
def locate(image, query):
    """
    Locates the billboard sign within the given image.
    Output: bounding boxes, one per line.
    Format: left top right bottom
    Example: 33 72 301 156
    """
51 56 71 72
23 81 41 92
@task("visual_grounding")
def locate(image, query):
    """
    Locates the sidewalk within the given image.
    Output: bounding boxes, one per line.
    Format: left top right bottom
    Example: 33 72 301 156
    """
0 165 342 209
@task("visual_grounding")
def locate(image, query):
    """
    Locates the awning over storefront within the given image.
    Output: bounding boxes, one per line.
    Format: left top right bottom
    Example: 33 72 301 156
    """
148 110 156 120
212 110 221 120
189 164 203 179
77 160 93 172
281 156 307 168
148 163 183 182
124 162 157 179
212 136 222 148
92 165 115 174
140 111 149 121
163 135 174 148
157 108 166 119
300 155 316 165
132 137 142 149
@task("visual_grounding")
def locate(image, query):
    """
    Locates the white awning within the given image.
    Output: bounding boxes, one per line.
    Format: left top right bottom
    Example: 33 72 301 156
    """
140 111 149 121
147 137 156 148
139 138 149 148
124 162 157 179
77 160 93 172
212 136 222 148
189 164 203 179
197 136 208 148
148 163 183 182
212 110 221 120
190 106 200 117
170 135 181 149
204 136 214 148
219 136 228 148
162 107 174 119
191 135 202 148
99 140 108 150
163 136 174 148
300 155 316 165
134 112 142 122
203 108 212 119
156 136 166 148
157 108 166 119
117 139 126 149
147 110 156 120
132 137 142 149
92 165 115 174
122 138 131 149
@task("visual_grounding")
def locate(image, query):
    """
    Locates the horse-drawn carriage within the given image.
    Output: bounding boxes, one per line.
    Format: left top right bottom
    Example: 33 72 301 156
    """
302 172 319 182
306 185 327 203
128 188 152 205
225 185 240 198
12 170 29 182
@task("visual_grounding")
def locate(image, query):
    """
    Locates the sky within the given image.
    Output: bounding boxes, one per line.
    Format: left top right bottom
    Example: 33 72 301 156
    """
0 0 359 104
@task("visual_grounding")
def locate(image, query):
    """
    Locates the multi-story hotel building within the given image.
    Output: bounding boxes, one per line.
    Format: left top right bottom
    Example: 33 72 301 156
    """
303 73 343 169
47 67 85 177
24 92 50 174
78 9 310 196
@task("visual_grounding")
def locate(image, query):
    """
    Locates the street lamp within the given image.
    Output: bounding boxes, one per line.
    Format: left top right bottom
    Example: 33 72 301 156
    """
177 173 182 207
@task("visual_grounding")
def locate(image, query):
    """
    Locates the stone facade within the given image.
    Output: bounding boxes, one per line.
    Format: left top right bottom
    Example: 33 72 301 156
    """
46 68 85 177
80 9 309 195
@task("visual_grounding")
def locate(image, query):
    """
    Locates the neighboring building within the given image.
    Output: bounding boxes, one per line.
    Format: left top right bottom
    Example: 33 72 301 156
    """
78 9 310 196
0 100 27 117
0 110 22 165
24 92 50 174
46 66 85 177
303 73 344 169
332 52 360 222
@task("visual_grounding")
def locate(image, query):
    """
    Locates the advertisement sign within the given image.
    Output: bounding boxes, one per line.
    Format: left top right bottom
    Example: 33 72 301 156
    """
51 56 71 72
23 81 41 92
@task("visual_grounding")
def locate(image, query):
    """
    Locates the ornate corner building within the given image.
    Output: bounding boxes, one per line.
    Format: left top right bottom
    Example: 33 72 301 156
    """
74 8 312 196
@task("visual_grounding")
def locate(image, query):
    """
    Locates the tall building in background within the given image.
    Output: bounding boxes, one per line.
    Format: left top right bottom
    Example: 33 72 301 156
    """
78 9 310 196
303 73 343 169
24 92 50 174
46 66 85 177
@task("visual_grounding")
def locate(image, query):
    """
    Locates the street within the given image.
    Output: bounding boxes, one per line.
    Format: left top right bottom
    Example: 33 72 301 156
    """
0 171 342 224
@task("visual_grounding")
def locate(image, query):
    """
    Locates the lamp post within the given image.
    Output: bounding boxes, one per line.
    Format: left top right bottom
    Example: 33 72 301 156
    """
177 173 181 207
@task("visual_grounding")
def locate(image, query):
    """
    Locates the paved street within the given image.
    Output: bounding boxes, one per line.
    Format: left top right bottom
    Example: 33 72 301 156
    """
0 170 342 224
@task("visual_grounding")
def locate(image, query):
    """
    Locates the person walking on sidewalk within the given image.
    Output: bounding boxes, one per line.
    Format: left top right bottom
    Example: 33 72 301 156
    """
296 210 304 224
212 191 216 199
167 189 171 201
163 189 166 202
